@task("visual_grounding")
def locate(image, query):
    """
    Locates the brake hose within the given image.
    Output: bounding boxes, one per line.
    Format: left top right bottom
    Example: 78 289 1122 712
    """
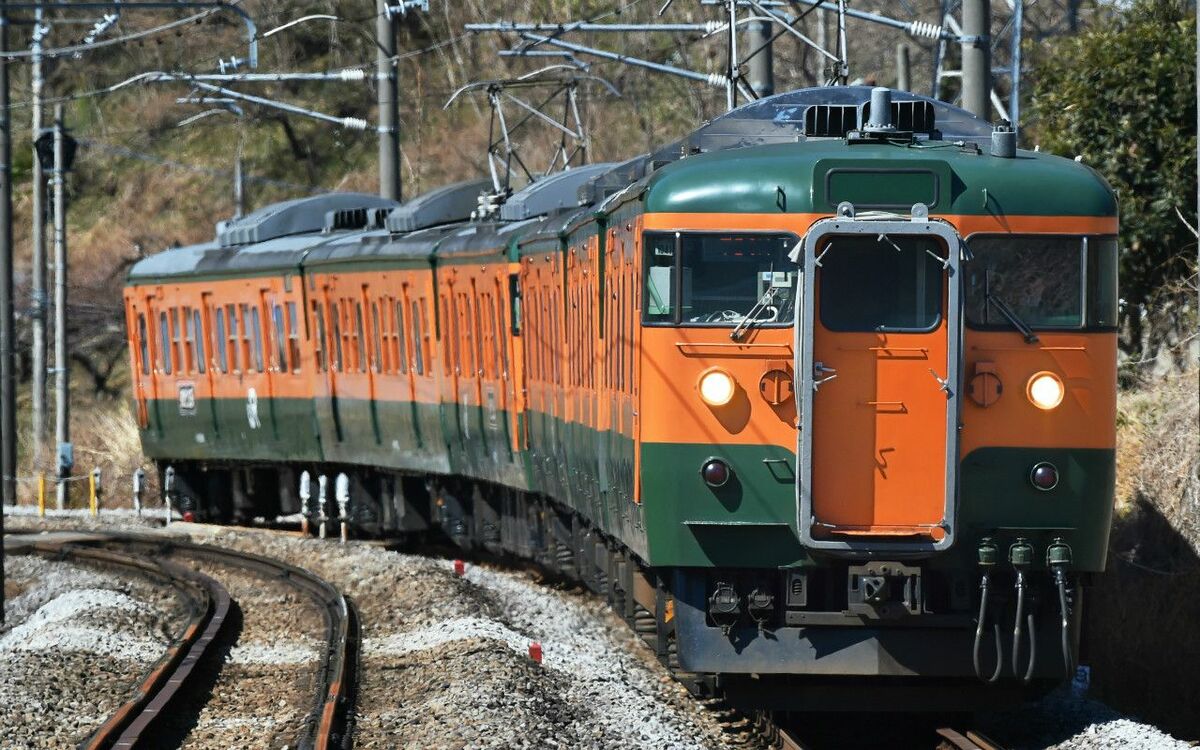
973 568 1003 683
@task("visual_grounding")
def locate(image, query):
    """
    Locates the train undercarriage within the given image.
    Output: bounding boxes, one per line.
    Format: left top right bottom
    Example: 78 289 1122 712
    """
161 459 1078 713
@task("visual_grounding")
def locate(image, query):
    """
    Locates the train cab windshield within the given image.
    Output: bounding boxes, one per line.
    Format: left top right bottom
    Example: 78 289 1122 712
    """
643 232 799 326
964 235 1118 330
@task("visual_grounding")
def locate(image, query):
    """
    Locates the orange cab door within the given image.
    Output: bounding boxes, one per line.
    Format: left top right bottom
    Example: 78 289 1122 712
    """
798 219 962 554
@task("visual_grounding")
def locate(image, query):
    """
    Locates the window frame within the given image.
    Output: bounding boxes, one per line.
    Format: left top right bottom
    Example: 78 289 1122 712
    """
963 233 1118 333
641 230 801 328
817 234 947 334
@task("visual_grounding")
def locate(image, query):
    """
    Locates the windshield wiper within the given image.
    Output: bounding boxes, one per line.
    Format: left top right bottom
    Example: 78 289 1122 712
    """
730 287 778 341
986 290 1040 344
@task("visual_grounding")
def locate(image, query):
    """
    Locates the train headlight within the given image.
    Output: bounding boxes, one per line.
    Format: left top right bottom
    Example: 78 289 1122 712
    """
698 368 737 407
1026 372 1064 410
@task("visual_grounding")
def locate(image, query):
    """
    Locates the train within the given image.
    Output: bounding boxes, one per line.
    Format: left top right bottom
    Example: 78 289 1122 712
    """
123 86 1119 711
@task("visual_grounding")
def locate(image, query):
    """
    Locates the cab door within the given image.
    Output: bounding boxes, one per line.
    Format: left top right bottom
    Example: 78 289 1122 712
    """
797 219 962 554
126 297 154 432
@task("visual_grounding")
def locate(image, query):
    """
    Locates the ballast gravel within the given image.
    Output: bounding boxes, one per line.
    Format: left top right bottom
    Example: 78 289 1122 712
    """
0 552 188 749
6 516 1197 749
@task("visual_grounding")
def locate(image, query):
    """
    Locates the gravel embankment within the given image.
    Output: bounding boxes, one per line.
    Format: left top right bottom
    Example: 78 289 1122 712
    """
0 550 188 749
179 526 739 750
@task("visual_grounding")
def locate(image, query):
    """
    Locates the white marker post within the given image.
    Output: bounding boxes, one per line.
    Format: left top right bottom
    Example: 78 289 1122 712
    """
335 472 350 544
317 474 328 539
299 470 311 536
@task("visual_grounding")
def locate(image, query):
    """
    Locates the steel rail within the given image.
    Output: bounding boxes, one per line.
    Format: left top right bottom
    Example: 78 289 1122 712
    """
11 541 230 750
109 535 356 750
936 727 1008 750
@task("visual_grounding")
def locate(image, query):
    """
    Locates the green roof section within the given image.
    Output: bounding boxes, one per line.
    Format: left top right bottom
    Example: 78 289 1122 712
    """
643 141 1117 218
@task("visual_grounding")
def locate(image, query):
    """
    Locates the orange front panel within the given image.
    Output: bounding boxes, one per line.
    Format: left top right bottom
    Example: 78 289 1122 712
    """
638 327 797 449
809 329 949 534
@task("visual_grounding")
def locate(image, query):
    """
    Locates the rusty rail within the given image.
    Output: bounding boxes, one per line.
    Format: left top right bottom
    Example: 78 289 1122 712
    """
11 541 231 750
104 535 357 750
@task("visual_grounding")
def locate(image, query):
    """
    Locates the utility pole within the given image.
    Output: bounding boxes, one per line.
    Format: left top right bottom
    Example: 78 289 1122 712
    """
52 104 69 510
0 0 11 623
30 8 46 468
961 0 991 119
896 43 911 92
233 149 245 218
376 0 400 201
746 18 774 97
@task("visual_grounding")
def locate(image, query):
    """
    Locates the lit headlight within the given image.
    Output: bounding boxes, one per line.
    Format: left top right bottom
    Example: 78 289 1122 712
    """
698 368 736 407
1026 371 1065 410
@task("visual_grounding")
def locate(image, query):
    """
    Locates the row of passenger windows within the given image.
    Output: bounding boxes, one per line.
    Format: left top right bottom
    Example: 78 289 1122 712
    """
441 286 511 381
137 302 302 377
311 295 429 376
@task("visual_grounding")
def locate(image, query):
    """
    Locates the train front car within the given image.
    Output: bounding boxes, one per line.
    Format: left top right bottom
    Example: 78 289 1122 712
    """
632 87 1118 709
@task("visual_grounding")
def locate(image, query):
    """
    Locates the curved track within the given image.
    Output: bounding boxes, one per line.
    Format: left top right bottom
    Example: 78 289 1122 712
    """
7 532 357 750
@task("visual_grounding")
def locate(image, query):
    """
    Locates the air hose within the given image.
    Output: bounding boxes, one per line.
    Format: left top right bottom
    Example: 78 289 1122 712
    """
1048 538 1075 680
973 538 1003 683
1010 538 1037 683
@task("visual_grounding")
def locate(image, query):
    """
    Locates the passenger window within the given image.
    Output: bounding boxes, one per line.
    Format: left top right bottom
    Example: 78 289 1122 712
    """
193 310 206 374
158 311 172 374
286 302 301 372
215 307 228 373
819 235 943 332
411 300 425 376
227 305 240 373
182 306 195 373
396 301 408 374
332 302 344 372
355 302 367 373
312 301 326 372
370 302 383 373
249 306 264 372
170 308 182 372
273 304 288 372
137 314 150 375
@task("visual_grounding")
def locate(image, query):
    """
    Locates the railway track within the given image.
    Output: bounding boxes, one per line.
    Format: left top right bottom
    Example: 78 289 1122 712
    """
7 532 357 750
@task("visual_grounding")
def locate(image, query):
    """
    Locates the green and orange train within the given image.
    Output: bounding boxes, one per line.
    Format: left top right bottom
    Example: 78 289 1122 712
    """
124 87 1118 709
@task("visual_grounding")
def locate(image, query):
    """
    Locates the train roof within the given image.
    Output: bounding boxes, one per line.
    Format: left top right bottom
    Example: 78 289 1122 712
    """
641 138 1116 217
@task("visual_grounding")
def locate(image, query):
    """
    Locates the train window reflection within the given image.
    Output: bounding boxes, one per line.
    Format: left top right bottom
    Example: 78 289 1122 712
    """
966 236 1086 329
643 232 798 326
819 235 944 332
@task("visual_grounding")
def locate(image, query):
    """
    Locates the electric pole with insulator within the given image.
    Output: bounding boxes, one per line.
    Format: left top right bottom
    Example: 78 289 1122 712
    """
0 0 13 623
377 0 400 201
35 106 76 509
746 18 773 98
961 0 991 119
30 8 47 468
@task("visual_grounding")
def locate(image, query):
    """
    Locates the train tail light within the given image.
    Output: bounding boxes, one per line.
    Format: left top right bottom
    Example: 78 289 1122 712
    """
1030 462 1059 491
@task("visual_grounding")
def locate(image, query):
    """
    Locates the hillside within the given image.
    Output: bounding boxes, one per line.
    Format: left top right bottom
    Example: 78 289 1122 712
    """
2 0 1094 480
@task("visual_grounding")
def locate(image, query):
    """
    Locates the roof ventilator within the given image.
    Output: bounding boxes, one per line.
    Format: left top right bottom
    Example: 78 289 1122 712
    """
324 207 369 233
385 178 493 233
803 104 860 138
216 192 399 247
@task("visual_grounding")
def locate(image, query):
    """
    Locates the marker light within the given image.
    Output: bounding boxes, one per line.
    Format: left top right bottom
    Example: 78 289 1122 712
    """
1026 372 1065 410
1030 462 1060 491
698 368 736 407
701 458 732 488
